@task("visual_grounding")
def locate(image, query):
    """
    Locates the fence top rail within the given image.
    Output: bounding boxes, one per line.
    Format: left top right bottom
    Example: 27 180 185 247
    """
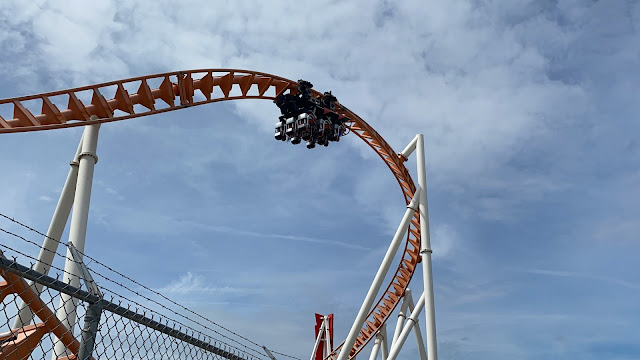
0 256 259 360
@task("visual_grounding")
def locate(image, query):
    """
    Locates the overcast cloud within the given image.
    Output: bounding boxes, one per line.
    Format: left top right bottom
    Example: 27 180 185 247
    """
0 1 639 359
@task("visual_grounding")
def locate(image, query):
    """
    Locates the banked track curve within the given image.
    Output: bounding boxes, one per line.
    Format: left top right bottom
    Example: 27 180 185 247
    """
0 69 421 359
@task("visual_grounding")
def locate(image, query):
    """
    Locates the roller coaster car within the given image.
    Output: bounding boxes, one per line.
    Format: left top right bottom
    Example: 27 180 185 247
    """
273 79 349 148
274 121 285 140
296 112 314 140
321 91 337 110
297 112 315 130
297 80 314 100
285 117 296 136
274 94 300 119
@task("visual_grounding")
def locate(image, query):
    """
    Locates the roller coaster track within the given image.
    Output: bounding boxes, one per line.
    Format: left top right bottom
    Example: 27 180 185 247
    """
0 69 421 359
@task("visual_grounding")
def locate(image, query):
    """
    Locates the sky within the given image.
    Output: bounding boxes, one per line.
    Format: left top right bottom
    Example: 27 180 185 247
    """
0 0 639 359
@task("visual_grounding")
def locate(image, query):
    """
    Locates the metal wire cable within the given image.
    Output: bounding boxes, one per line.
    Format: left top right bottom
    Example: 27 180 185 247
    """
0 252 263 360
88 274 270 360
0 226 83 267
97 287 267 360
270 350 304 360
0 212 303 360
0 231 83 282
0 224 268 359
83 260 270 353
0 236 266 360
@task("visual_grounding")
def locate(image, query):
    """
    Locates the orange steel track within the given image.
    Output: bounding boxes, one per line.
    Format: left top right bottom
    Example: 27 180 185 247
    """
0 69 421 360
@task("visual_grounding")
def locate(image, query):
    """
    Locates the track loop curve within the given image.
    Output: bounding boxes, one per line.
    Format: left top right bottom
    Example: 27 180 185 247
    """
0 69 421 359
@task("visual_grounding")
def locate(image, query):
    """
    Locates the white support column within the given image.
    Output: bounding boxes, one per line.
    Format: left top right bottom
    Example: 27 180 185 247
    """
368 335 381 360
12 136 83 329
336 189 421 360
416 134 438 360
392 289 412 344
310 320 327 360
379 323 388 360
52 124 100 359
386 293 426 360
399 135 419 160
369 324 388 360
404 290 427 360
324 317 332 358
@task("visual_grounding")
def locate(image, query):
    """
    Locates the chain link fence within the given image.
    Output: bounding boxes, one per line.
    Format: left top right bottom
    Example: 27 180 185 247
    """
0 256 259 360
0 213 295 360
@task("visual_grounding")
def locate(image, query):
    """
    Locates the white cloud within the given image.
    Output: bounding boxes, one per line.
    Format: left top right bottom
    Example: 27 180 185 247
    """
525 268 640 291
0 0 592 223
158 272 255 296
190 221 371 251
431 223 457 260
1 1 640 359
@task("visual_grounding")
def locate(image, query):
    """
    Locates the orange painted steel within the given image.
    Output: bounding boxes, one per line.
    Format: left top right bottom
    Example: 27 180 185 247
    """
0 69 420 359
0 273 82 360
0 323 50 360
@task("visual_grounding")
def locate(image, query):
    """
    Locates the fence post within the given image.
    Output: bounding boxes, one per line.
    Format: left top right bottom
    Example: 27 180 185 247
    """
70 241 103 360
77 300 103 360
263 346 278 360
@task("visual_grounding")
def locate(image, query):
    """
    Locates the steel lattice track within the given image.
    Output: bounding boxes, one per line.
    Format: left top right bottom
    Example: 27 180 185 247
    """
0 69 421 359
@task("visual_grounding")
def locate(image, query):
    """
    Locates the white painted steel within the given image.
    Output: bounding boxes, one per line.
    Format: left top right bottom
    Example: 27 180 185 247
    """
404 290 427 360
310 316 333 360
52 123 101 360
399 135 419 160
416 134 438 360
12 137 83 329
368 336 381 360
336 188 421 360
324 317 332 357
386 292 426 360
379 324 388 360
310 319 327 360
392 289 411 344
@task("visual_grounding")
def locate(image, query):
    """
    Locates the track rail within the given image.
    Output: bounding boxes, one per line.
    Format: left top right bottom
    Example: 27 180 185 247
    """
0 69 421 359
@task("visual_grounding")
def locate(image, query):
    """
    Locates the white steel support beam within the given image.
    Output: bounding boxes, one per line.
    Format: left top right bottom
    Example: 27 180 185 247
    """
310 320 327 360
392 289 412 344
324 317 332 358
52 123 101 359
336 189 421 360
12 136 84 329
404 290 427 360
389 288 427 360
416 134 438 360
386 293 426 360
379 323 388 360
398 135 419 160
368 335 381 360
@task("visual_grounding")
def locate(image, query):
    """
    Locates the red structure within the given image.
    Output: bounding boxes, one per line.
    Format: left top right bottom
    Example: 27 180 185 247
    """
313 314 334 360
